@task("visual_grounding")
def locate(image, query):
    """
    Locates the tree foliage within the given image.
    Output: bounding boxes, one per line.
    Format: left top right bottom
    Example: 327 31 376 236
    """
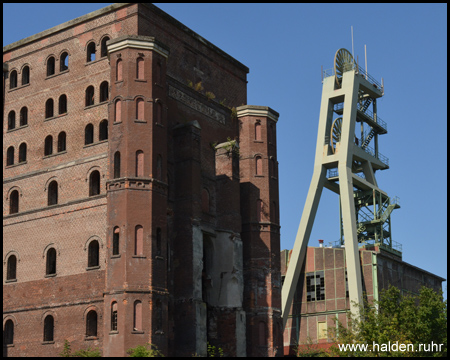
328 286 447 357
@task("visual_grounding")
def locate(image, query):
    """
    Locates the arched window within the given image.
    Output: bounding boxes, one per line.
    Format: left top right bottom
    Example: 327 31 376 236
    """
256 156 263 175
133 300 142 331
136 150 144 177
10 70 18 89
136 57 144 80
113 227 120 255
10 189 19 214
136 98 144 120
20 106 28 126
43 315 54 341
88 240 99 267
8 110 15 130
135 225 143 256
48 180 58 206
4 319 14 345
7 255 17 281
46 248 57 275
85 124 94 145
100 81 109 102
58 132 66 152
86 310 98 337
114 151 120 179
59 94 67 114
22 66 30 85
256 199 263 222
101 36 110 58
99 119 108 141
116 59 123 81
201 188 210 213
115 99 122 122
60 52 69 71
255 122 262 141
111 302 118 331
85 86 95 107
47 56 55 76
44 135 53 156
89 170 100 196
19 143 27 163
7 146 14 166
156 155 162 181
45 98 54 119
156 228 162 256
87 42 96 62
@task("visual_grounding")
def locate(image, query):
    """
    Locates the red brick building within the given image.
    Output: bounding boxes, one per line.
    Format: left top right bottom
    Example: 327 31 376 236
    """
281 245 445 356
3 4 282 357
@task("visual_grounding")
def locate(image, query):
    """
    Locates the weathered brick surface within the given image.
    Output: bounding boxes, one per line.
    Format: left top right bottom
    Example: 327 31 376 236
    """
4 3 281 358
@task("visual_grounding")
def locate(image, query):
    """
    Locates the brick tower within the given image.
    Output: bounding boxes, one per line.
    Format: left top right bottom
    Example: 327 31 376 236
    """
103 35 170 356
238 106 283 356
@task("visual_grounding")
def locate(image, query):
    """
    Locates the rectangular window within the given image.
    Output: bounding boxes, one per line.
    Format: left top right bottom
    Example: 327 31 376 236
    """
318 321 327 339
306 271 325 302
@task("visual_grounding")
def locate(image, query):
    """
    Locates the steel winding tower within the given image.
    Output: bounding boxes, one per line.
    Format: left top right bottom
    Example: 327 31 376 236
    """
281 49 400 328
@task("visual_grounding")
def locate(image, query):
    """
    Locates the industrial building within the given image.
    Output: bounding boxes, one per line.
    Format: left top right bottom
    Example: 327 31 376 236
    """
3 3 282 357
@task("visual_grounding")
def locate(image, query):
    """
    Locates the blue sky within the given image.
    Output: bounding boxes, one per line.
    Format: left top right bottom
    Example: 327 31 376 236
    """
4 4 447 297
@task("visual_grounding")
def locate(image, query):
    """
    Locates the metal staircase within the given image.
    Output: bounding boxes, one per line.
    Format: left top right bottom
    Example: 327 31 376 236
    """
361 128 375 149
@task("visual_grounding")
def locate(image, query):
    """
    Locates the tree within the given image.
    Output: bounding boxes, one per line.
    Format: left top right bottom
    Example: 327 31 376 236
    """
328 286 447 357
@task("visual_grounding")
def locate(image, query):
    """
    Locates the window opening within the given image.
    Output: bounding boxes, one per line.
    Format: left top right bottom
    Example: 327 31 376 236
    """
86 310 98 337
88 240 99 267
116 59 123 81
48 181 58 206
20 107 28 126
4 319 14 345
89 170 100 196
45 98 54 119
85 124 94 145
10 70 18 89
85 86 95 106
10 190 19 214
99 119 108 141
133 301 142 331
45 135 53 156
46 248 57 275
60 52 69 71
136 150 144 177
47 57 55 76
100 81 109 102
255 122 261 141
59 94 67 114
136 98 144 120
87 42 96 62
113 227 120 255
256 156 262 175
19 143 27 163
43 315 54 341
22 66 30 85
135 225 143 256
306 271 325 302
8 110 15 130
136 57 144 80
58 132 66 152
101 37 110 58
115 99 121 122
7 146 15 166
114 151 120 178
111 302 118 331
7 255 17 280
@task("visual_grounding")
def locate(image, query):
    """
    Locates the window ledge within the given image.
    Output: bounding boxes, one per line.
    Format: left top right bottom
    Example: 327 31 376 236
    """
86 265 100 271
44 112 68 122
84 141 107 149
43 151 65 159
5 278 17 283
85 335 98 341
111 254 121 259
135 79 147 83
109 331 119 335
46 70 69 80
132 330 145 334
155 256 164 260
132 255 146 259
42 340 55 345
45 273 57 278
254 140 264 143
84 102 106 110
134 119 147 123
8 83 30 92
7 124 29 133
5 344 14 348
6 161 27 169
